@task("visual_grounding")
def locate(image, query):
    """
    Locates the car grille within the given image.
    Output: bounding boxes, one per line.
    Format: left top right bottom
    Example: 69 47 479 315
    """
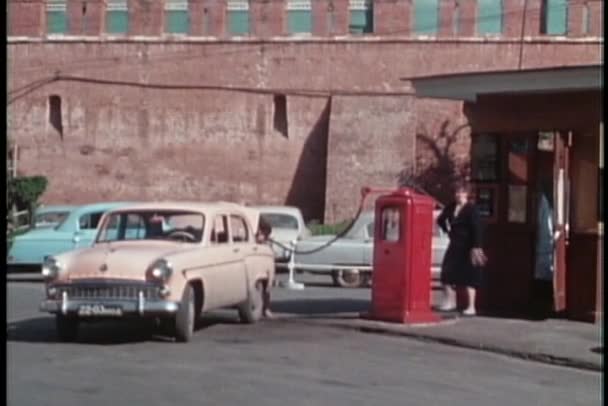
57 284 160 300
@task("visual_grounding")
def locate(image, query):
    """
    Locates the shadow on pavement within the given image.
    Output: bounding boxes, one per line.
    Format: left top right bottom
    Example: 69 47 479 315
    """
6 313 239 345
271 298 370 315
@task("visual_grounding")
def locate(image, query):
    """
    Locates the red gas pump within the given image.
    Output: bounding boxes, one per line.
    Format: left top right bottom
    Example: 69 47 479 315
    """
367 187 439 324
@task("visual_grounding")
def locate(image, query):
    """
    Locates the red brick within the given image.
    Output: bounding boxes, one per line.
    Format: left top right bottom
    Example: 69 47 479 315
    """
189 0 227 37
374 0 412 36
439 0 457 37
588 0 603 36
503 0 525 37
128 0 165 36
250 0 285 37
312 0 349 36
67 0 106 36
456 0 476 37
8 0 45 37
567 0 584 37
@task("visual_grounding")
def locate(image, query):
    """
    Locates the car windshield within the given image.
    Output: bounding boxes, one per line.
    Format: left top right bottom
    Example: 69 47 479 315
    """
34 211 70 228
97 210 205 243
260 213 298 230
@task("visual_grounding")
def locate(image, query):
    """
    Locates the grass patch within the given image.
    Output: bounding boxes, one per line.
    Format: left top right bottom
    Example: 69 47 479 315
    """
308 219 352 236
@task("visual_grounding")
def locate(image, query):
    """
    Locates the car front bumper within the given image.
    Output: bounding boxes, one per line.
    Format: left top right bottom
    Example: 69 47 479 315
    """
40 297 180 318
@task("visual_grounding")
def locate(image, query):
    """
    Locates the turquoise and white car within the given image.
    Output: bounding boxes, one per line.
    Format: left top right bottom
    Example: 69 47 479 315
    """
7 202 135 273
32 205 76 229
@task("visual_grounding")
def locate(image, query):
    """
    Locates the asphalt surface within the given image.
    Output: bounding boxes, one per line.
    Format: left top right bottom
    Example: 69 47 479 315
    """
7 274 601 406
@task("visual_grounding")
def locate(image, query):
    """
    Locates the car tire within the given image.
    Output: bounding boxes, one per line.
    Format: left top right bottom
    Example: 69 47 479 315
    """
56 315 79 342
331 269 364 288
173 284 196 343
238 281 264 324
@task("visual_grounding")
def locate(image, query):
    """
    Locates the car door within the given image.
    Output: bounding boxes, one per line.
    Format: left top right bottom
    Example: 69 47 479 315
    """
228 214 252 301
202 214 246 310
73 211 105 249
361 220 375 266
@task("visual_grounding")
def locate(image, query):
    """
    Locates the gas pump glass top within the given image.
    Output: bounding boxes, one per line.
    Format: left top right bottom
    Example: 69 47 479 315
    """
381 207 400 242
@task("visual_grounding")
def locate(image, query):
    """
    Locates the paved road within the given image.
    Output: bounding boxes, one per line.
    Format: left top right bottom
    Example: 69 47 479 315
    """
7 276 601 406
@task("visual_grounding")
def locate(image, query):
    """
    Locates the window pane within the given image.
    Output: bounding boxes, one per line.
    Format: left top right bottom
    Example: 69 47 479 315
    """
349 10 374 34
414 0 439 34
47 11 67 34
472 134 499 181
166 10 189 33
478 0 502 34
228 10 249 34
288 10 312 33
381 207 400 242
106 10 128 34
544 0 567 35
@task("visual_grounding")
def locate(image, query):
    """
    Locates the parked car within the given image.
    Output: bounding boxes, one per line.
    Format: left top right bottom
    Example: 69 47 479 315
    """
32 205 76 229
39 202 275 342
252 205 311 263
293 210 449 288
7 202 134 273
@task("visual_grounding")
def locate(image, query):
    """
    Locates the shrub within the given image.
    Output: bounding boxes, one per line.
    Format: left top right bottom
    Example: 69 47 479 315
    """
7 175 48 212
308 219 353 236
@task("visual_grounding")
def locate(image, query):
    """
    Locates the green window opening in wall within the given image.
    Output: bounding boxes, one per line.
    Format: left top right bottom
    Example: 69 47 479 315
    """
47 0 67 34
165 0 189 34
287 0 312 34
414 0 439 34
106 0 128 34
227 0 250 35
542 0 568 35
349 0 373 34
478 0 503 35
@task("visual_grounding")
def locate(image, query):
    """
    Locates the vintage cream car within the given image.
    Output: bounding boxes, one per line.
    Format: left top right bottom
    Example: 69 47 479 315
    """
39 202 275 343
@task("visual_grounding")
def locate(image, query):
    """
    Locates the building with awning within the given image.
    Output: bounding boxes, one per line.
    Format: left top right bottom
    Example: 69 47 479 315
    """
407 64 602 323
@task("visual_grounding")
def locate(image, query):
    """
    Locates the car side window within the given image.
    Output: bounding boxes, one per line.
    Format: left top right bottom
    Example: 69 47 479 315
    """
366 221 374 239
230 215 249 243
79 211 104 230
211 215 229 244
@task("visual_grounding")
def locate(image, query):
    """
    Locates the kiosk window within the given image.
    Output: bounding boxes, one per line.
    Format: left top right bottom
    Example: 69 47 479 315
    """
472 134 499 182
381 207 400 242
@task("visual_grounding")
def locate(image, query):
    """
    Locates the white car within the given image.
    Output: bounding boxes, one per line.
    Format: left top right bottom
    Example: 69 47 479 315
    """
293 210 449 288
252 206 311 263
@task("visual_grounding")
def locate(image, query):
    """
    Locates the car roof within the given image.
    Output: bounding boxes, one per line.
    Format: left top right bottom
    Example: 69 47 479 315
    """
109 201 250 213
252 206 303 216
35 205 76 214
106 201 261 231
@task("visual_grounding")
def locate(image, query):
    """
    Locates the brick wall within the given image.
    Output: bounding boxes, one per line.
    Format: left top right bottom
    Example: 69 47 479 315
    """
6 0 602 221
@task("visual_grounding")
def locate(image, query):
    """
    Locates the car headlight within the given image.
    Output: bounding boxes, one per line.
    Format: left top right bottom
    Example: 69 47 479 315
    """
41 256 62 280
148 259 173 282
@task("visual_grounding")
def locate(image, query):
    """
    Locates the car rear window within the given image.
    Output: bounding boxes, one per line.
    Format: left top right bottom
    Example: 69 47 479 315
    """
260 213 298 230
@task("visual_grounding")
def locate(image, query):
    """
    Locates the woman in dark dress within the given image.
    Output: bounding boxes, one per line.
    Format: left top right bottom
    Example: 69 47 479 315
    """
436 182 485 316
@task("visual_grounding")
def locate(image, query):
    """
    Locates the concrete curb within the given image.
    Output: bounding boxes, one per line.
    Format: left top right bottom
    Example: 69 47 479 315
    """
286 317 603 373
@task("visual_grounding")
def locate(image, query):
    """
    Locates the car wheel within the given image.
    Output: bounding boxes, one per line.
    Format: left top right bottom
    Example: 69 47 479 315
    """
174 284 195 343
332 269 364 288
238 281 264 324
56 315 79 342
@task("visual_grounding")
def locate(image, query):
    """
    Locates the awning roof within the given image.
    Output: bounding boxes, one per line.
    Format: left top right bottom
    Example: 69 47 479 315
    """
405 64 602 102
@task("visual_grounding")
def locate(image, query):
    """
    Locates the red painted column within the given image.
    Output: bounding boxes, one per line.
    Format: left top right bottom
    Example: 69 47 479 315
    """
312 0 349 36
250 0 286 37
588 0 603 37
128 0 165 36
438 0 457 36
8 0 46 37
189 0 227 36
374 0 412 36
523 0 542 36
67 0 106 36
456 0 476 37
566 0 584 36
503 0 525 37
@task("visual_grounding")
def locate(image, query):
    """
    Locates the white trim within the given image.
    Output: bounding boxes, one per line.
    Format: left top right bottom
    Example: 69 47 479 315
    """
227 0 249 11
165 1 188 11
47 0 66 12
349 0 372 11
287 0 312 11
106 0 128 12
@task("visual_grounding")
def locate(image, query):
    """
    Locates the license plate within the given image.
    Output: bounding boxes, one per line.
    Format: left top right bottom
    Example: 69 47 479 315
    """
78 304 123 317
